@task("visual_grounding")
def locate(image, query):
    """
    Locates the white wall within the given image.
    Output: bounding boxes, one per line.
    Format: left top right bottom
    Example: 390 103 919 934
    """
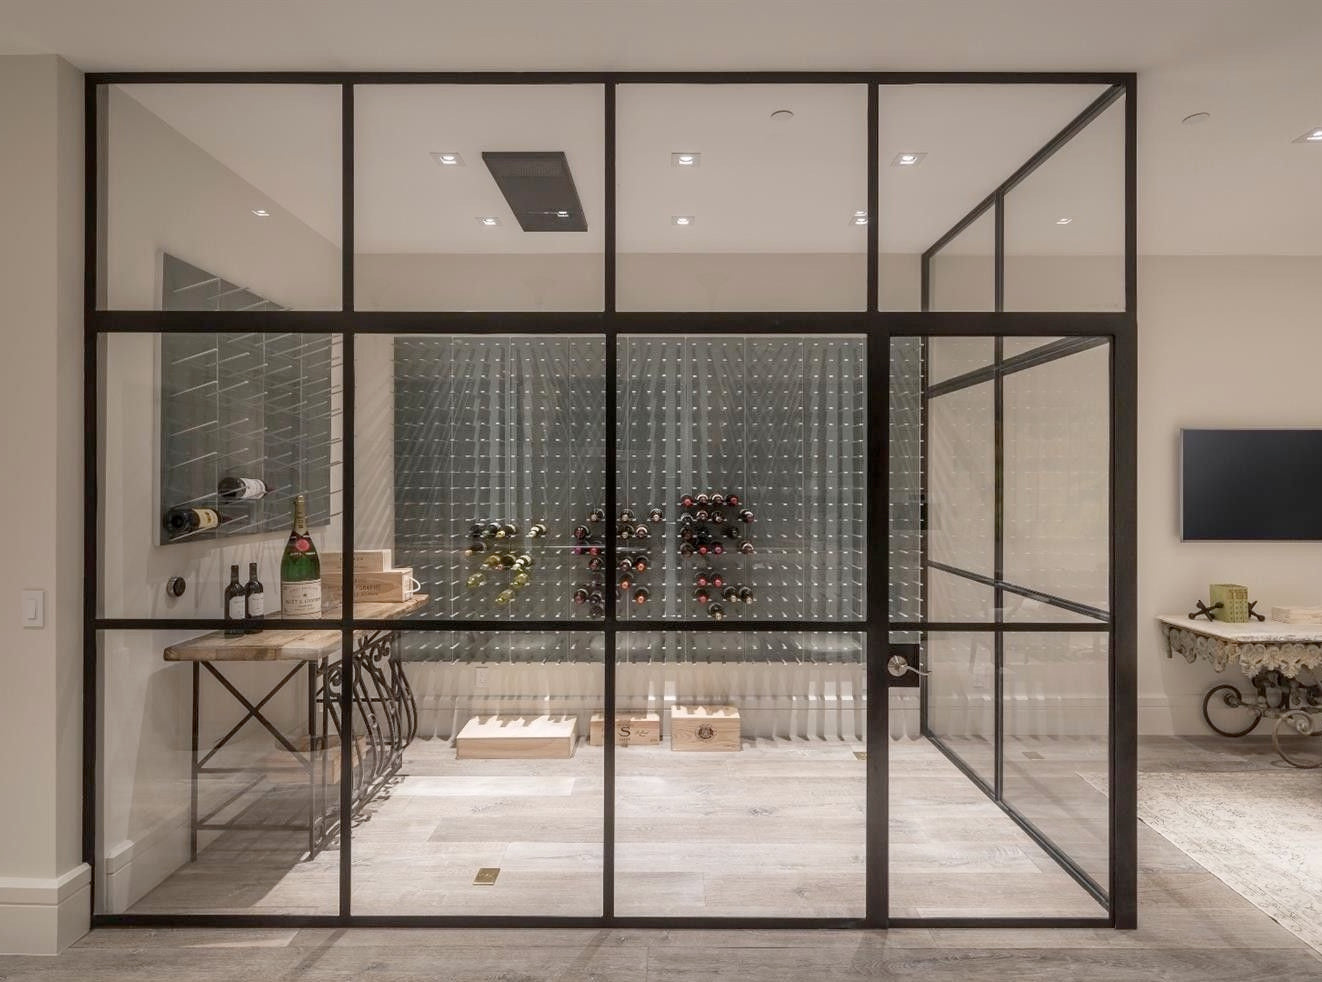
0 54 87 954
1137 256 1322 735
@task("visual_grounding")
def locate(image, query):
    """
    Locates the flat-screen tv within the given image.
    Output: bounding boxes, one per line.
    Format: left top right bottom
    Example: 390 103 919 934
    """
1181 429 1322 540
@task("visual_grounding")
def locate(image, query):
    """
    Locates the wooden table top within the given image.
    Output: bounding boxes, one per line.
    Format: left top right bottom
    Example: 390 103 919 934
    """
163 595 429 662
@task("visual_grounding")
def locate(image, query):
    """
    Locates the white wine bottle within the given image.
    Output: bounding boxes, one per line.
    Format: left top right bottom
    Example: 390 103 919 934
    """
218 477 272 501
280 494 321 618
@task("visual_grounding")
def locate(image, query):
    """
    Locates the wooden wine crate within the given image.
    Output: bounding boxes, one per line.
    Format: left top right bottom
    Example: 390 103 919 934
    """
670 705 741 752
456 714 579 759
320 549 394 574
322 567 415 604
1270 605 1322 625
588 711 662 746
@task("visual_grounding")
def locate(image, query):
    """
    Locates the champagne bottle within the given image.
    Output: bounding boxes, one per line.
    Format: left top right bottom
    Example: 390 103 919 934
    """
218 477 272 501
243 561 264 634
224 564 245 637
280 494 321 618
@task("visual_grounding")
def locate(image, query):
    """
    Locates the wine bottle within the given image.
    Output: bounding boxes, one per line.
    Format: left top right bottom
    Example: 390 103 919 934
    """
632 587 650 605
483 553 504 569
528 522 548 539
738 509 755 524
709 603 726 621
470 522 486 538
513 554 534 570
711 542 725 556
695 509 710 522
574 525 591 541
619 509 636 524
648 507 664 524
483 521 501 539
679 542 695 557
680 526 696 542
618 574 633 591
589 603 605 619
243 562 264 634
739 540 755 555
696 493 710 506
696 543 710 556
711 493 725 507
467 572 487 589
224 564 245 637
589 588 605 605
727 494 741 507
500 522 519 539
694 587 711 604
680 494 696 509
511 572 530 589
588 508 606 524
498 553 518 570
572 585 589 605
722 586 739 604
464 541 485 556
494 589 515 605
710 572 725 588
618 525 634 540
710 510 726 525
631 553 649 573
218 477 272 501
163 506 221 537
280 495 321 618
738 586 755 604
618 556 635 572
632 524 650 540
587 556 605 572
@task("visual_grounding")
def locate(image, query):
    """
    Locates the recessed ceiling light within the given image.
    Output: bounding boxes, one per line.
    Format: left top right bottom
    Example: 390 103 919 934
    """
1056 217 1073 225
671 152 701 167
770 109 794 121
251 208 270 217
476 216 501 227
672 215 695 226
850 210 869 226
1181 112 1211 126
892 152 926 167
1293 126 1322 143
431 152 465 166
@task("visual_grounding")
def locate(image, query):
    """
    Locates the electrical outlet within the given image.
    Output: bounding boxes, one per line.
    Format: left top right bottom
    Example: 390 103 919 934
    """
474 667 489 689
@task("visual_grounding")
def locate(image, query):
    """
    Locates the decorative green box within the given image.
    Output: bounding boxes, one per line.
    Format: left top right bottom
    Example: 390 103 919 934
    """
1210 583 1250 623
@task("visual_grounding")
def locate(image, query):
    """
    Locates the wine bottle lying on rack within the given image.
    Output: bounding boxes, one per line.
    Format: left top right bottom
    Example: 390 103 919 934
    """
218 476 272 501
163 506 231 537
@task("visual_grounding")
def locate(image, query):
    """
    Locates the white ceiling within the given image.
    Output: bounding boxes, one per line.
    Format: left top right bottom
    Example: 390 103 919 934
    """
5 0 1322 255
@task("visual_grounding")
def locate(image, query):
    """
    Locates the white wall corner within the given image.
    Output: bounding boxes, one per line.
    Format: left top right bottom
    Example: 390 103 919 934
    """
0 863 91 955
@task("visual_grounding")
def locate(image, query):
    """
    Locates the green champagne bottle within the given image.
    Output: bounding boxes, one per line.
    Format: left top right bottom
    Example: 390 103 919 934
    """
280 494 321 617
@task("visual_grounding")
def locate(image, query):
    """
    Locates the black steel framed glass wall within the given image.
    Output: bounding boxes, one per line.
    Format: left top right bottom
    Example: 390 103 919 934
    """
84 72 1136 930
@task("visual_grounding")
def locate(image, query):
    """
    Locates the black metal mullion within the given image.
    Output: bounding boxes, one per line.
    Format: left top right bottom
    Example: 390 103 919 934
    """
601 80 617 922
993 336 1005 801
82 75 101 888
338 82 355 920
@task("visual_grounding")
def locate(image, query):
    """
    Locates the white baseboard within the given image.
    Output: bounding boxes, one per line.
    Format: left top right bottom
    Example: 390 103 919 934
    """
101 806 195 915
0 864 91 954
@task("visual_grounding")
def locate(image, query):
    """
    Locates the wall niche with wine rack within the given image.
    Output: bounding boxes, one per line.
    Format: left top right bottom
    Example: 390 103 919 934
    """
157 253 338 545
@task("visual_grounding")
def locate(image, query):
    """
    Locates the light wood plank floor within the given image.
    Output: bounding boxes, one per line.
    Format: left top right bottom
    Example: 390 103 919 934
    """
25 735 1315 980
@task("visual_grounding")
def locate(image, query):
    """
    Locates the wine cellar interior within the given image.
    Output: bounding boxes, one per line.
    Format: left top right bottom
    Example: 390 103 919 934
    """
92 79 1125 927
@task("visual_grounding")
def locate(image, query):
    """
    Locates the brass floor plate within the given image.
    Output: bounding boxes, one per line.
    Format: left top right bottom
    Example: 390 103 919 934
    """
474 867 500 886
854 751 868 761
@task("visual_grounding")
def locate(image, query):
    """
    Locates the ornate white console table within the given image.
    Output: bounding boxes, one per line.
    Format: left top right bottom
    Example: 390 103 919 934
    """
1159 616 1322 767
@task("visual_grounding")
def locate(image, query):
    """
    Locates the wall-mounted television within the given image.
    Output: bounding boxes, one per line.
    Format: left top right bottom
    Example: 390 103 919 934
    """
1181 429 1322 540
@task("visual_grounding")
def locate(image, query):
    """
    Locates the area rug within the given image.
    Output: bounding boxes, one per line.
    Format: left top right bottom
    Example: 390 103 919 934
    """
1084 768 1322 954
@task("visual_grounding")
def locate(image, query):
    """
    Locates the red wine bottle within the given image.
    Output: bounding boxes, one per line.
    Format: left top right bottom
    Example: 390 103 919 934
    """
694 587 711 604
727 494 741 507
680 494 696 509
648 507 664 524
223 564 245 637
631 553 649 573
632 587 650 605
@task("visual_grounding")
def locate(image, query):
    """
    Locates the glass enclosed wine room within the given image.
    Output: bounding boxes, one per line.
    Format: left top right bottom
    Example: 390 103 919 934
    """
88 75 1136 928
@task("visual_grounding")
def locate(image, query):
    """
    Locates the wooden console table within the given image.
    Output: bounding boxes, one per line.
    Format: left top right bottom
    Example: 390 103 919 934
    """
1159 615 1322 767
165 596 427 859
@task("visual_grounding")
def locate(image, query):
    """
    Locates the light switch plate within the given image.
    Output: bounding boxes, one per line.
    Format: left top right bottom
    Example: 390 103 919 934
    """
21 589 45 629
474 667 489 689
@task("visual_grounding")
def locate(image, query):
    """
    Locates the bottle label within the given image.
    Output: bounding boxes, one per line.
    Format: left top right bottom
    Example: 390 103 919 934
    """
234 478 266 500
247 594 265 617
196 508 219 530
281 580 322 617
227 595 245 620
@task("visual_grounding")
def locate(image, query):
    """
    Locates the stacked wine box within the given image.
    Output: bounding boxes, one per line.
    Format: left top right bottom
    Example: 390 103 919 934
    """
320 549 416 604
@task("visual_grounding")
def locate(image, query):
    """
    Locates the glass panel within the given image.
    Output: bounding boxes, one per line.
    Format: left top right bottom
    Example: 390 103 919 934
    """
100 332 343 620
617 85 867 311
924 630 995 788
355 335 605 622
929 569 995 622
615 632 865 918
929 336 994 387
351 631 602 915
97 630 339 914
617 336 865 621
928 380 994 578
1003 631 1111 894
877 84 1110 310
353 85 604 311
929 209 995 312
100 84 341 310
1003 341 1110 614
1004 95 1125 312
1003 336 1063 358
889 337 924 624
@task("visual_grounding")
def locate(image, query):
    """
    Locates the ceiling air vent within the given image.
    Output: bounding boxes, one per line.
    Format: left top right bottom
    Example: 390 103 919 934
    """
482 151 588 232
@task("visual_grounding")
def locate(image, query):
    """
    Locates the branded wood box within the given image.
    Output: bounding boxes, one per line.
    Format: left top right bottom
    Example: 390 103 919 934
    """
588 711 662 746
670 705 741 752
322 567 415 604
455 714 579 759
320 549 394 574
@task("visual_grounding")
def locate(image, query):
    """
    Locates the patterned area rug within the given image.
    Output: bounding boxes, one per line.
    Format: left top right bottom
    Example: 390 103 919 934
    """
1086 768 1322 954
